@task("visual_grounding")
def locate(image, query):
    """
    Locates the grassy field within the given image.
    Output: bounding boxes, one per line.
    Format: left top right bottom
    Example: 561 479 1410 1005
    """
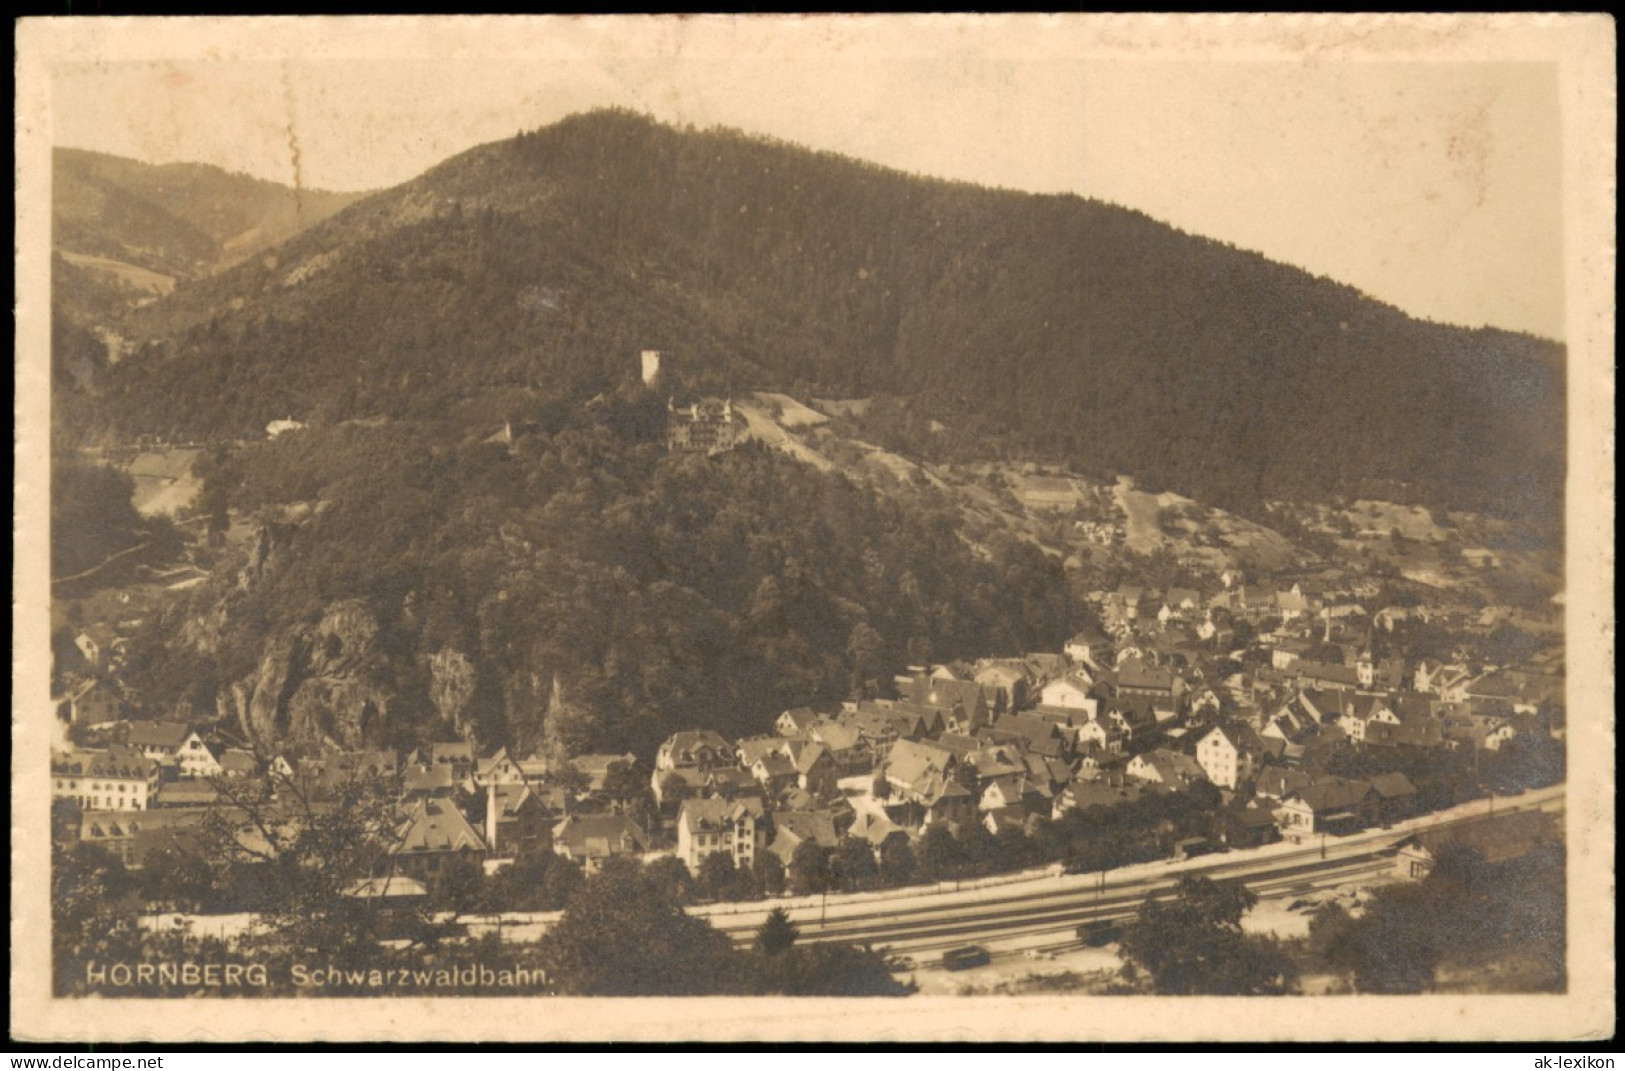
59 250 176 297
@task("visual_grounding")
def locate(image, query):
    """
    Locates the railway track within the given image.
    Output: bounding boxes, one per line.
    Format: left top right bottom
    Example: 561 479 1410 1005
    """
711 849 1393 957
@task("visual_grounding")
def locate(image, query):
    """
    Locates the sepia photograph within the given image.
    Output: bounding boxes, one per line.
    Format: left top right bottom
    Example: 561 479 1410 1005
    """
12 14 1614 1045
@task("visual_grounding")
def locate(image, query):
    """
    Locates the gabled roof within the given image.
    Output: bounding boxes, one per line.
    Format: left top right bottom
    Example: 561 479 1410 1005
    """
770 809 839 854
1300 687 1357 720
1042 671 1095 697
1024 653 1072 678
1062 777 1167 811
886 701 948 735
736 735 790 768
680 796 765 834
988 714 1061 743
807 721 861 753
884 738 956 787
1368 772 1418 799
934 732 982 755
704 767 760 791
217 749 260 775
489 782 538 817
1364 718 1446 748
1201 721 1264 756
653 768 696 799
753 754 797 779
1029 703 1087 725
326 749 398 779
1296 661 1362 688
1392 694 1440 724
777 707 818 732
1347 693 1392 721
1067 627 1112 648
1277 591 1310 613
571 752 638 774
658 731 733 763
401 762 454 795
974 660 1030 686
983 806 1030 833
915 676 989 713
125 721 192 749
1117 658 1177 693
82 805 232 840
516 756 553 778
425 741 476 765
849 810 907 847
793 742 830 775
156 781 221 806
52 746 158 780
395 796 485 854
1256 766 1315 799
1232 806 1282 828
982 776 1036 805
345 875 429 900
552 813 650 857
1026 753 1075 787
1286 777 1373 814
922 778 973 805
1130 748 1205 786
964 743 1023 778
1109 695 1161 728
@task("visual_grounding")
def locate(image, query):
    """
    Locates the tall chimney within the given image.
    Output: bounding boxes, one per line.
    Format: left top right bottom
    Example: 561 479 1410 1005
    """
485 780 499 854
640 349 663 388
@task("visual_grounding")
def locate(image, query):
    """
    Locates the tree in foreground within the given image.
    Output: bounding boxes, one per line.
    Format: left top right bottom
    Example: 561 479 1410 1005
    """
538 857 908 996
1118 875 1298 995
752 850 786 896
697 850 739 901
539 857 746 995
757 941 916 997
201 765 427 953
789 839 832 894
755 907 800 956
878 833 917 888
833 836 878 893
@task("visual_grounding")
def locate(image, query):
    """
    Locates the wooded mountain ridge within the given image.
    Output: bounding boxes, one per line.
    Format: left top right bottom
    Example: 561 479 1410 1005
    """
61 110 1563 525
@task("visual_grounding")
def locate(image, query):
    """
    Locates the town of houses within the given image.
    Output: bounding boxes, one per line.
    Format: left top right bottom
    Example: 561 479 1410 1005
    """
51 569 1564 908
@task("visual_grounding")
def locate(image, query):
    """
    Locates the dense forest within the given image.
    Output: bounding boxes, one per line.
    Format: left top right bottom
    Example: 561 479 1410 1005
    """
62 109 1563 526
50 148 367 385
120 393 1073 758
51 459 185 581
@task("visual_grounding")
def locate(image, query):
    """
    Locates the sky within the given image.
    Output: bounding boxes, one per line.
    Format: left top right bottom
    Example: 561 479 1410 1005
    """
45 16 1568 340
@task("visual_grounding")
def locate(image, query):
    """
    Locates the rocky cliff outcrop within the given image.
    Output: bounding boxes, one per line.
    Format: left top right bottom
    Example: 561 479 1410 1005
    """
232 599 398 756
427 646 477 736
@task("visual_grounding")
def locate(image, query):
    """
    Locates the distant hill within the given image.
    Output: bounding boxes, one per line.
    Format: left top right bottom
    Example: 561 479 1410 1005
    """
73 110 1563 524
54 147 366 279
51 147 368 394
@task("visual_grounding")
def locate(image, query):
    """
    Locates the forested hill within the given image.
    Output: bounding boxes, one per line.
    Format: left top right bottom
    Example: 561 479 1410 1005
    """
54 147 366 279
83 109 1562 523
51 149 368 403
